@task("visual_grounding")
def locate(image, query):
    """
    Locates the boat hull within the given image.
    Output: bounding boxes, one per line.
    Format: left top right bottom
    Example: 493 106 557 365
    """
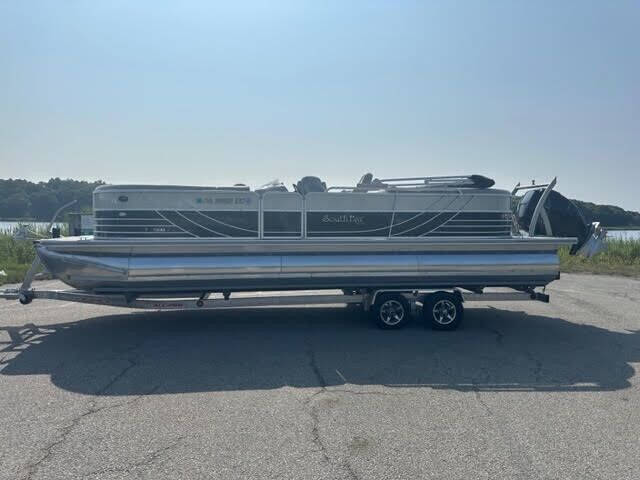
36 236 573 294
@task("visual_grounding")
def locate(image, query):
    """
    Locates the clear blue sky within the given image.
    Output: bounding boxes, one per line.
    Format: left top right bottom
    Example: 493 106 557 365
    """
1 1 638 209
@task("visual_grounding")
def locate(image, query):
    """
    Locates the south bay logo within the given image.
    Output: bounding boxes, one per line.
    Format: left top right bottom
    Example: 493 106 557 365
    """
321 214 365 224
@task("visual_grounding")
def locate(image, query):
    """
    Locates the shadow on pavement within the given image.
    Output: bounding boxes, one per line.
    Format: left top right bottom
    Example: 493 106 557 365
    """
1 305 638 395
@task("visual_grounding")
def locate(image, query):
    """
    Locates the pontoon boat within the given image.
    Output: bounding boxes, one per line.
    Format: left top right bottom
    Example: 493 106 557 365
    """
33 174 606 295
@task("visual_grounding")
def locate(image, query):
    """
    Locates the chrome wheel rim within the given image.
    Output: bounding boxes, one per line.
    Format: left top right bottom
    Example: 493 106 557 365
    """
379 300 405 326
432 299 457 325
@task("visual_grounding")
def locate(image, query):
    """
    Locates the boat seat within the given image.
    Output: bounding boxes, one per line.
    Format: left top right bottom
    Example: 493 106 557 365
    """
356 173 373 188
295 176 327 195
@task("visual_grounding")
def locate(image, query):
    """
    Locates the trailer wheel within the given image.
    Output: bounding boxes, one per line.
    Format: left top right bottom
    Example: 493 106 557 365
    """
18 292 32 305
373 294 411 329
423 292 463 331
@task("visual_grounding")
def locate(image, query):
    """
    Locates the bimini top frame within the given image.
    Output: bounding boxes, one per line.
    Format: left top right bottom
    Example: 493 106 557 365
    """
328 174 495 192
512 177 558 237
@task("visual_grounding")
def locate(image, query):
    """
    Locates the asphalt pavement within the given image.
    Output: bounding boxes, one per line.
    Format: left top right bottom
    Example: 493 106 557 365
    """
1 273 639 479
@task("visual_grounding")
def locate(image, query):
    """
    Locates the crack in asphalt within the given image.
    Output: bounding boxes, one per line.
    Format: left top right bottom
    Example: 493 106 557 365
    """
306 342 327 391
304 336 360 480
486 309 547 384
471 380 538 479
19 348 157 480
20 390 159 480
485 325 504 345
304 341 331 463
80 436 185 479
20 403 107 480
554 290 615 320
472 383 493 416
523 351 544 382
483 309 505 345
95 357 138 395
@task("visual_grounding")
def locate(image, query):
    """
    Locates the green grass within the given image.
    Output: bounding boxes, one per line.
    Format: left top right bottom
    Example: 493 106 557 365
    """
559 239 640 277
0 235 37 284
0 224 62 284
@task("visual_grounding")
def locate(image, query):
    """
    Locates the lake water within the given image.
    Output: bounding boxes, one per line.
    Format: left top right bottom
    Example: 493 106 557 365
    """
607 230 640 241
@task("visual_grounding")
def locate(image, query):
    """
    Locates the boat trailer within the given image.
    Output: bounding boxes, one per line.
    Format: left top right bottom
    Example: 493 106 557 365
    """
1 283 549 331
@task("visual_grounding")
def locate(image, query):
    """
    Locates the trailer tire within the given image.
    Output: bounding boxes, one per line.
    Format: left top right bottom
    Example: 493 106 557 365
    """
18 293 32 305
373 294 411 329
423 292 463 331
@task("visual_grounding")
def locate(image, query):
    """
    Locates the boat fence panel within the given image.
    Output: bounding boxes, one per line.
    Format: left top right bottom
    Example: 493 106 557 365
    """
303 191 513 238
91 186 514 240
93 188 260 238
262 193 303 238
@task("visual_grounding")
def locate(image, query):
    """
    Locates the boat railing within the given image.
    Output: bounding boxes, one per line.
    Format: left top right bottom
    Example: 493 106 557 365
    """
511 181 554 196
378 175 479 186
511 178 557 237
19 199 77 296
327 175 484 192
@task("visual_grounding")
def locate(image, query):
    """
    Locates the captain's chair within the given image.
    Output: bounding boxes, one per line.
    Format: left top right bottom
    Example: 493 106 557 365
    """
356 173 374 189
295 176 327 195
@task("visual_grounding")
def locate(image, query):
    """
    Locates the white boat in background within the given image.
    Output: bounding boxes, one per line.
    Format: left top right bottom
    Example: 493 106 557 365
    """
33 173 606 295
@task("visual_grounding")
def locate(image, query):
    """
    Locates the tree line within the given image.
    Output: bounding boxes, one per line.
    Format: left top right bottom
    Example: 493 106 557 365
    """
0 178 103 220
0 178 639 227
573 200 640 228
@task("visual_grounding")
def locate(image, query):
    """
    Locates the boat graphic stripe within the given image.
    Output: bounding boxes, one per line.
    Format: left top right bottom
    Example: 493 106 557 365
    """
196 211 259 235
392 194 463 236
154 211 209 237
95 210 163 219
420 196 477 237
175 211 231 237
95 219 173 227
94 229 192 237
155 211 198 237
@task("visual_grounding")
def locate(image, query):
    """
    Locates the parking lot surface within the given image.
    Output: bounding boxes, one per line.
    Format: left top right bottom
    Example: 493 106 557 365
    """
1 273 639 479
